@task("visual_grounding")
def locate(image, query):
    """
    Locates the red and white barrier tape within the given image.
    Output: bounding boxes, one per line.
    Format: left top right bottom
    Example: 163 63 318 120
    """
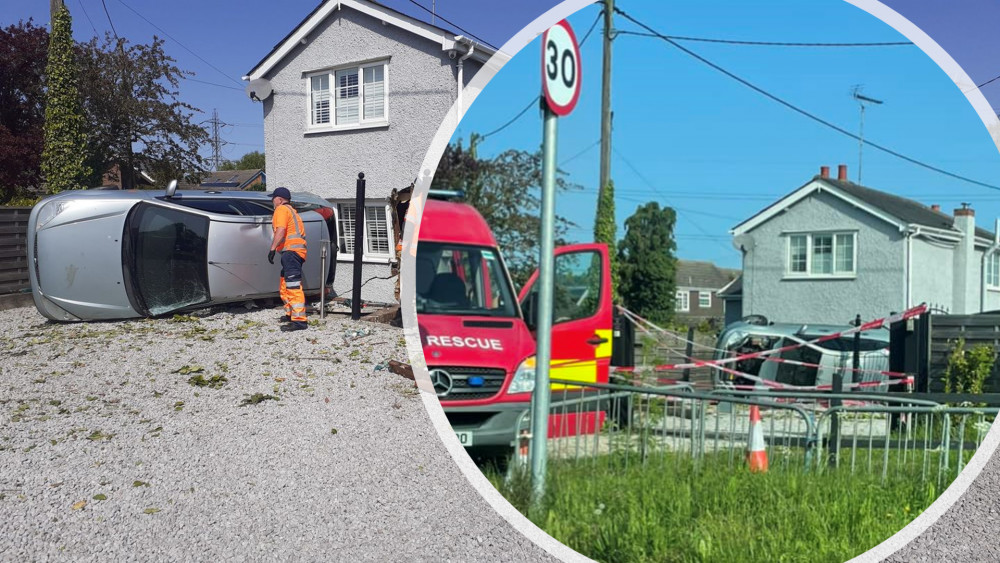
617 303 926 373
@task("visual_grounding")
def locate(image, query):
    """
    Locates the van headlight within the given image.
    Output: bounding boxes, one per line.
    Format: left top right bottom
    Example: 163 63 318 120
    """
506 356 536 395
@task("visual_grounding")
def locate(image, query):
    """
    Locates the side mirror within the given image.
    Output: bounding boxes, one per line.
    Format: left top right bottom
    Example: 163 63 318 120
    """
522 291 539 332
165 179 178 198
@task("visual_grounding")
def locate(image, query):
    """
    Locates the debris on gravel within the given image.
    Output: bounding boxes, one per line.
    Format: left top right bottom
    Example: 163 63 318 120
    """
0 305 557 562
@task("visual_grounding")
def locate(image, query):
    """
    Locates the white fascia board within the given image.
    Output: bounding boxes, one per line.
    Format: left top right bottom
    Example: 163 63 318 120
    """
914 224 963 242
244 0 497 81
731 180 906 236
717 276 740 295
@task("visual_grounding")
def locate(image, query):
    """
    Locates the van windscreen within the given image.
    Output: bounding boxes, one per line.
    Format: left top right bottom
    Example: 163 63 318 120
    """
415 242 517 318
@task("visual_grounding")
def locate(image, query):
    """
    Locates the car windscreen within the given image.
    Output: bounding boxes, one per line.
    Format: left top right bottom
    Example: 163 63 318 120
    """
123 203 211 316
416 242 517 318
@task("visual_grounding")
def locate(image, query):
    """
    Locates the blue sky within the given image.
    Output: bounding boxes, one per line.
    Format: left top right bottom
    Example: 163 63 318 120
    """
6 1 1000 270
2 0 555 165
450 0 1000 269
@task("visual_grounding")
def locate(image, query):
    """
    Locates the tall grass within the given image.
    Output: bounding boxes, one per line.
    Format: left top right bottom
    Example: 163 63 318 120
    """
490 453 940 563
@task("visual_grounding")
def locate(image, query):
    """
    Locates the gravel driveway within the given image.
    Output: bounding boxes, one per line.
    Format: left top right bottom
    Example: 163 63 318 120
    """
0 303 557 562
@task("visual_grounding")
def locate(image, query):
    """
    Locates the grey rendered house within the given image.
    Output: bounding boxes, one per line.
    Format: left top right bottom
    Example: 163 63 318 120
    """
673 260 740 327
242 0 499 303
730 164 1000 325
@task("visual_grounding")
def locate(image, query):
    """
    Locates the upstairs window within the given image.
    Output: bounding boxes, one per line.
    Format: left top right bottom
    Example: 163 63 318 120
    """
308 61 387 130
988 253 1000 288
786 232 856 277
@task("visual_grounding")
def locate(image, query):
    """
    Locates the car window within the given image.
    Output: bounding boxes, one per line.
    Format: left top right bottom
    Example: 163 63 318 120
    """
521 250 602 324
162 198 245 215
238 200 276 216
124 203 211 316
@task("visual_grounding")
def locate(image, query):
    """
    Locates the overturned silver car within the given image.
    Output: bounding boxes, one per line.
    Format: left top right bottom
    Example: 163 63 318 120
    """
28 182 337 321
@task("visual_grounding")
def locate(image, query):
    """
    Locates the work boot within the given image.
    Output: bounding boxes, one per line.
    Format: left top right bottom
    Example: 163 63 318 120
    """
279 315 291 323
281 321 308 332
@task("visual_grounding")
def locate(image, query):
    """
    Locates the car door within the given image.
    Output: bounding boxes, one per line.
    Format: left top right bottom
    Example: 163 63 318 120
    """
517 243 613 390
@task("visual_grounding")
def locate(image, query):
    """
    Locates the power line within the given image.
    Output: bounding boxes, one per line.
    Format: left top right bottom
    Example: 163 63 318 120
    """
184 77 244 91
99 0 120 40
405 0 498 50
479 97 538 140
76 0 99 36
113 0 244 87
967 73 1000 93
560 139 601 167
579 9 603 47
616 30 912 47
475 7 603 144
612 147 738 255
613 6 1000 192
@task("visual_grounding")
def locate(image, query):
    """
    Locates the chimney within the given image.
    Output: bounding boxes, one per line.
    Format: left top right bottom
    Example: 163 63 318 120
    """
819 166 830 178
954 202 975 218
931 204 940 212
953 202 976 313
838 164 848 181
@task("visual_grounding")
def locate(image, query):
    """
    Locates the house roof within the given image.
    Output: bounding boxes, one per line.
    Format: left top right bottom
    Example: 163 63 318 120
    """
717 274 742 298
732 174 996 241
198 169 265 189
244 0 501 81
676 260 740 290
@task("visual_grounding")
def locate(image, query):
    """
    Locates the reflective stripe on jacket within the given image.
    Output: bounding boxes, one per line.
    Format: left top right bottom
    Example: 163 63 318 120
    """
273 204 307 260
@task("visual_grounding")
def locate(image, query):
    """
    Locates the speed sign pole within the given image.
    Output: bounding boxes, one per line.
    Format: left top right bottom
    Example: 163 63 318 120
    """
530 19 581 506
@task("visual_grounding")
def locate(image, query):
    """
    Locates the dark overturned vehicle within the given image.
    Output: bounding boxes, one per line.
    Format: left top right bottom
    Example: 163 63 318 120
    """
28 181 337 321
713 315 896 391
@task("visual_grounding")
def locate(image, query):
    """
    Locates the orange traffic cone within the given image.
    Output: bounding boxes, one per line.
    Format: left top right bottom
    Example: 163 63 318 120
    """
746 404 768 473
515 430 531 470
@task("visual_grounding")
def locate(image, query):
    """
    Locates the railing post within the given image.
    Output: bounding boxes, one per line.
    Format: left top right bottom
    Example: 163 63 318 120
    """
682 326 695 382
351 173 365 321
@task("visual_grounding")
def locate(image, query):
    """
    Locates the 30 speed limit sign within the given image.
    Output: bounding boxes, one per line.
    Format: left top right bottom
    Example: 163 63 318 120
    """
541 20 581 116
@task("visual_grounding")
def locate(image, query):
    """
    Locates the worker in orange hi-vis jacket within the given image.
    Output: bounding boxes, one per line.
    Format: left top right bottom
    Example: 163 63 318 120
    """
267 187 309 332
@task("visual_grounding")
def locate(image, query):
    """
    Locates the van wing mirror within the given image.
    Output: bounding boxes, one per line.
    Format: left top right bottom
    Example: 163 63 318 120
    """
522 291 539 331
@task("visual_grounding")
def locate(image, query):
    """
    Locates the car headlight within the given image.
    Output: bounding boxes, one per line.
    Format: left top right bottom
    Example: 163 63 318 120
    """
35 200 72 231
506 356 536 395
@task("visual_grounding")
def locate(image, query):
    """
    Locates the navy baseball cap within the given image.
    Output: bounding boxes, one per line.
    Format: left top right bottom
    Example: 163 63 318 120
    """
267 187 291 200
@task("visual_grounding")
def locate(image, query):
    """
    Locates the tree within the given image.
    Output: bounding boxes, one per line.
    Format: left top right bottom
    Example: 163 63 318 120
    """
41 5 90 193
220 151 265 171
76 34 208 188
432 135 580 288
0 20 48 202
594 179 620 303
617 201 678 324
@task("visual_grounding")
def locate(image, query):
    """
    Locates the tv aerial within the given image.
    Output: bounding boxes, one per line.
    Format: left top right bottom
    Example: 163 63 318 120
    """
852 86 883 185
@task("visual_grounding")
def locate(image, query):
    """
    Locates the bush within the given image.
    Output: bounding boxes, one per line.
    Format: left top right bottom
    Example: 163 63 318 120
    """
943 338 995 397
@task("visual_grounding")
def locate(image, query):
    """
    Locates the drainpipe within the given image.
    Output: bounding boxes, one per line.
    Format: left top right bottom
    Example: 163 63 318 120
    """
980 219 1000 312
905 226 915 309
455 36 475 121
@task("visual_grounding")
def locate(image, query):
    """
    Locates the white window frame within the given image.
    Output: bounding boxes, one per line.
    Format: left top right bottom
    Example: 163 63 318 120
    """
988 252 1000 289
698 291 712 308
335 201 394 263
305 59 389 133
675 290 690 312
784 231 857 279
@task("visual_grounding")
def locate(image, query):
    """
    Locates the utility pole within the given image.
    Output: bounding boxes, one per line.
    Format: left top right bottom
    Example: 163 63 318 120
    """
599 0 614 195
50 0 64 27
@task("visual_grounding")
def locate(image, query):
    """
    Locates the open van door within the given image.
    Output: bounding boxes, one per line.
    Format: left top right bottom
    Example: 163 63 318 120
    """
518 243 614 390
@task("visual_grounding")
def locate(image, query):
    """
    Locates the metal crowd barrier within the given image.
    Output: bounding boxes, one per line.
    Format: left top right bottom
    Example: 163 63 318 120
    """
508 379 997 486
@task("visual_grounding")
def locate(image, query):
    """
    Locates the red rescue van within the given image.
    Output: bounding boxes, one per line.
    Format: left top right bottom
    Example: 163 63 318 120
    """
416 196 614 458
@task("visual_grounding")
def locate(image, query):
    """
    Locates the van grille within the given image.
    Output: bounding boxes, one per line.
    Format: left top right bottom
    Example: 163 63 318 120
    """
432 366 506 400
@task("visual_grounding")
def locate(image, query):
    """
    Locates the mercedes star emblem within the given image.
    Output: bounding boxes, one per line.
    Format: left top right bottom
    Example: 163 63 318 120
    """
429 368 453 397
